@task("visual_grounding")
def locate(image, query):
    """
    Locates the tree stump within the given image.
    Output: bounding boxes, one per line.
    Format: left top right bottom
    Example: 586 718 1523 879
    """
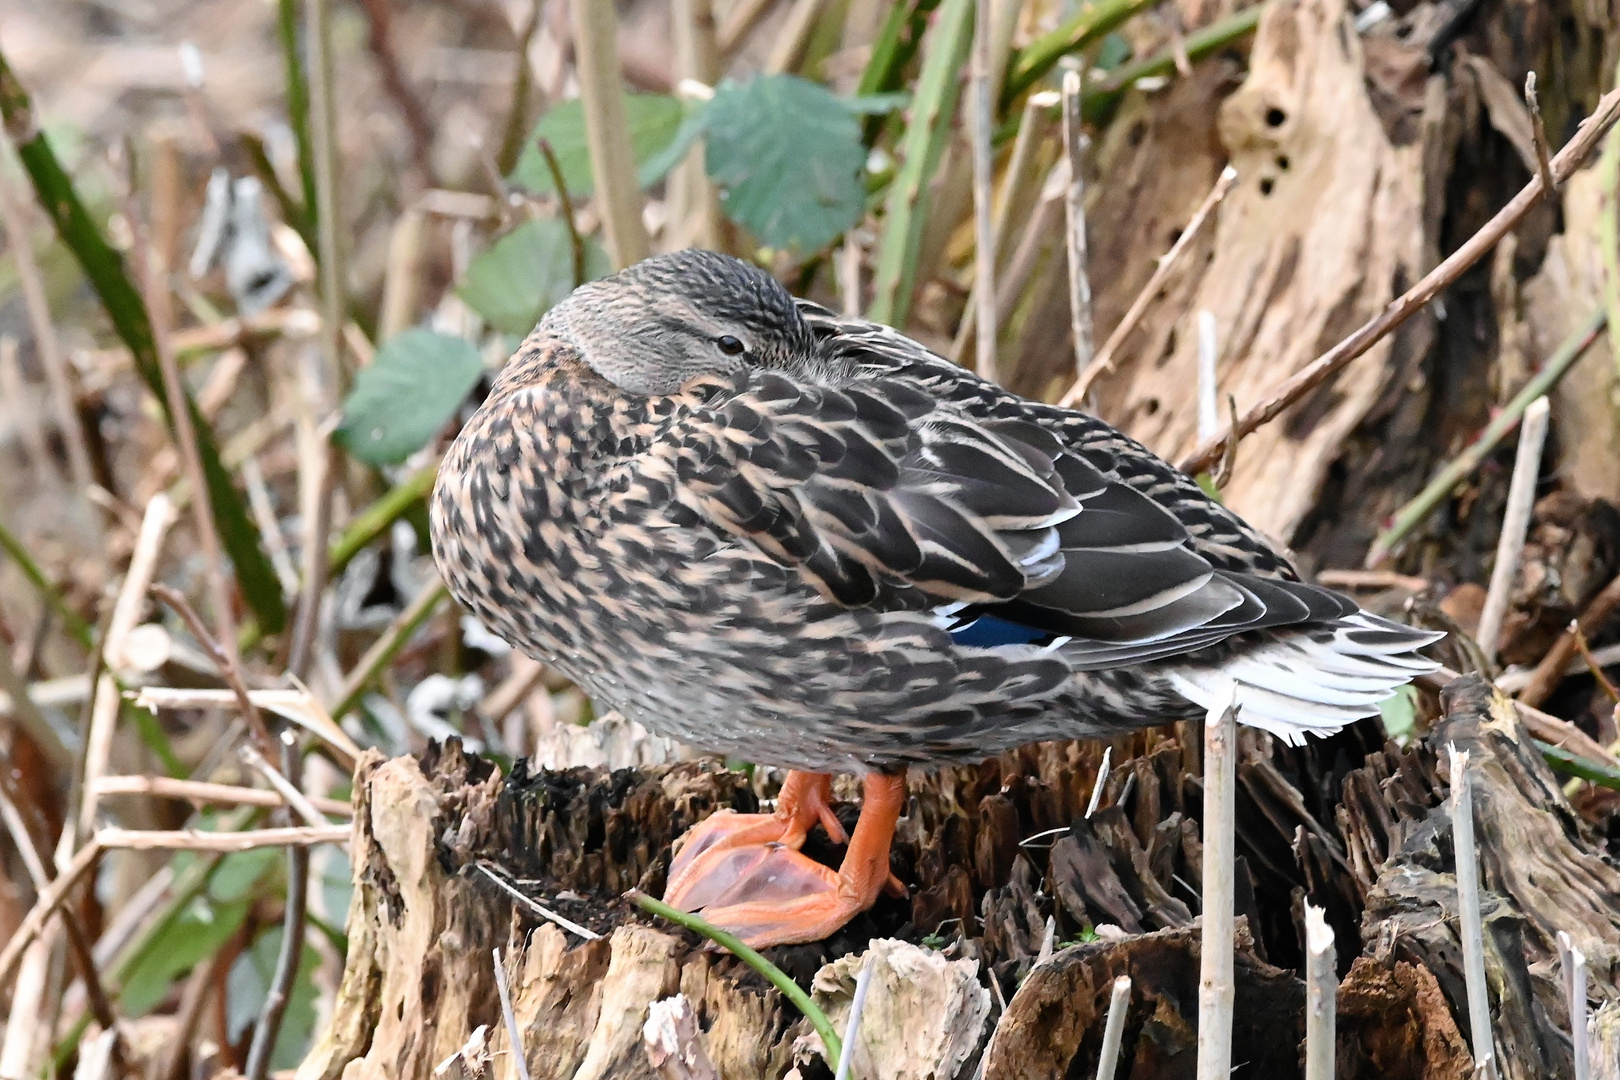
295 675 1619 1080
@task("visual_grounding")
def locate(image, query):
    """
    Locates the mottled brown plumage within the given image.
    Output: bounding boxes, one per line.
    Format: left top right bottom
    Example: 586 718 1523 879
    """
428 249 1441 945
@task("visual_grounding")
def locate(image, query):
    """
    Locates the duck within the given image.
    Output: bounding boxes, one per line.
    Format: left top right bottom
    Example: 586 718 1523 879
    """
429 248 1442 948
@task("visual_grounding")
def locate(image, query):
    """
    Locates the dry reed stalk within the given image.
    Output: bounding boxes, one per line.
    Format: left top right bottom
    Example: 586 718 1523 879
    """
766 0 828 74
1065 165 1236 404
1303 904 1336 1080
493 946 534 1080
1196 682 1238 1080
1180 84 1620 476
1558 931 1590 1080
569 0 650 268
970 0 999 383
1449 745 1497 1079
1060 71 1094 382
95 825 350 850
1476 396 1550 662
245 732 311 1080
1525 73 1557 198
840 235 863 317
93 775 351 816
152 582 273 753
672 0 721 250
379 208 426 342
718 0 778 59
241 455 301 596
1096 975 1132 1080
240 741 329 826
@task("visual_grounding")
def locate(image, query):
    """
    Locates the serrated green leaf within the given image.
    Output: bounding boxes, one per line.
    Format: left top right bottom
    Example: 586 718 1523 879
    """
121 896 250 1016
226 924 320 1068
457 218 610 337
704 75 869 254
336 330 484 465
509 93 686 197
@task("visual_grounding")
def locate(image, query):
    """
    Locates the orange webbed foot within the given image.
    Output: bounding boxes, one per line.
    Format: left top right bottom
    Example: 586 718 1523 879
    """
663 772 906 949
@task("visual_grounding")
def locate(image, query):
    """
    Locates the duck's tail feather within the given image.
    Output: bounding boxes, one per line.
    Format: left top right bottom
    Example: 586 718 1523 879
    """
1164 612 1445 744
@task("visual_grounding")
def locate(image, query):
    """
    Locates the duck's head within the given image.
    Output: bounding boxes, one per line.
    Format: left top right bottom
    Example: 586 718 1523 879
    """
540 249 823 395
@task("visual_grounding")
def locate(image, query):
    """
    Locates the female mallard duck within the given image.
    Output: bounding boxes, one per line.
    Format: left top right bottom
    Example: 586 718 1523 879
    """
430 249 1441 948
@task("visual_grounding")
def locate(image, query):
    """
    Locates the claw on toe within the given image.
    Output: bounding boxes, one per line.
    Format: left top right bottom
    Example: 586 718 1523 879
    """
662 772 907 949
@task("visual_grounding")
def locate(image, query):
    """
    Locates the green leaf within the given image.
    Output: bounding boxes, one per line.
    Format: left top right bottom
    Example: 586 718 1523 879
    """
703 75 870 254
1378 684 1419 741
226 924 320 1068
336 330 485 465
457 218 610 337
120 896 250 1016
509 93 687 197
209 848 281 903
0 49 288 635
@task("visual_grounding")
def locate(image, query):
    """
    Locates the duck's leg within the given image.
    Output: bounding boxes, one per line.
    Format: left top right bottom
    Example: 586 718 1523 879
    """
667 772 906 949
664 770 846 912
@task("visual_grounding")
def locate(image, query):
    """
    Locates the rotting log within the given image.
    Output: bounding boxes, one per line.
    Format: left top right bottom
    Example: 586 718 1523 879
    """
296 675 1620 1080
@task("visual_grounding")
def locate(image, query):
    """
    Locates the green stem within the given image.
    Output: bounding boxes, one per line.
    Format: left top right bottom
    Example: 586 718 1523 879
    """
1001 0 1160 109
328 464 438 578
330 580 449 719
1084 5 1266 118
855 0 943 145
0 517 94 647
278 0 319 230
628 890 844 1066
1535 740 1620 793
1366 310 1607 567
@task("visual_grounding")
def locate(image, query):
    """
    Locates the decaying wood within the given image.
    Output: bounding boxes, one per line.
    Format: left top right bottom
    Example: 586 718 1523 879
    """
297 668 1619 1080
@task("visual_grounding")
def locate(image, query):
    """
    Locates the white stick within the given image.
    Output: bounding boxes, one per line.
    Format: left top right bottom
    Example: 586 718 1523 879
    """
1086 745 1112 818
1096 975 1132 1080
1476 396 1551 661
1196 682 1239 1080
833 952 877 1080
1196 310 1219 443
1061 70 1095 383
1304 904 1336 1080
474 862 601 941
1558 930 1590 1080
492 947 532 1080
970 0 998 383
1449 745 1496 1079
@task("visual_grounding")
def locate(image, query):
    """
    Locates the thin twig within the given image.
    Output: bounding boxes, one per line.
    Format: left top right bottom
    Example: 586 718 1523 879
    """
93 774 350 816
0 783 117 1034
493 946 533 1080
1096 975 1132 1080
629 890 843 1065
94 825 349 850
0 839 103 990
832 952 876 1080
536 138 586 287
125 180 243 684
1304 904 1336 1080
1570 624 1620 704
1086 745 1112 818
240 455 300 596
354 0 439 184
240 741 329 826
717 0 777 59
1196 682 1238 1080
764 0 828 74
473 861 601 941
151 583 273 753
1558 931 1590 1080
1525 73 1557 198
331 579 449 720
970 0 998 383
568 0 650 268
1061 70 1095 383
1065 165 1236 403
1476 396 1550 662
1520 571 1620 707
1449 745 1496 1080
245 731 311 1080
1180 84 1620 476
496 0 546 176
1369 311 1605 567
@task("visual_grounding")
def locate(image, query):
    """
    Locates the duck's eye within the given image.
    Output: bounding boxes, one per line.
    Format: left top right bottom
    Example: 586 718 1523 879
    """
716 334 746 356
